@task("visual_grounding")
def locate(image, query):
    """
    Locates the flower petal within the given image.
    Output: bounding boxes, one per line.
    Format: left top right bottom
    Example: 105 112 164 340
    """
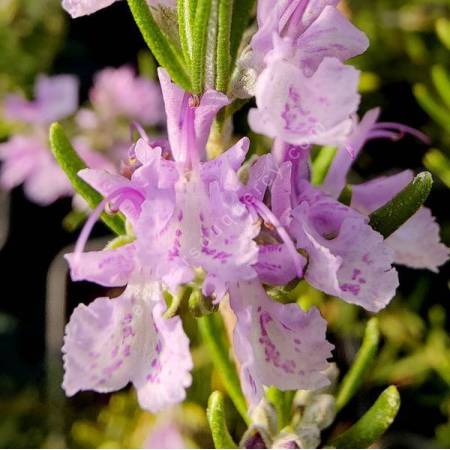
158 68 230 162
255 244 299 286
294 6 369 75
65 244 135 287
62 0 119 17
5 75 78 124
230 280 333 408
249 57 360 147
90 66 164 125
201 137 250 187
292 200 399 312
386 208 449 272
244 154 278 202
79 168 144 224
271 160 293 223
62 285 157 396
322 108 381 198
350 170 413 215
135 301 193 412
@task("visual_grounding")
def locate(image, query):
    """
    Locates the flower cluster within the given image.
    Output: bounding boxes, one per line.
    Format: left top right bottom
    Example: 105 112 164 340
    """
55 0 448 416
0 66 164 209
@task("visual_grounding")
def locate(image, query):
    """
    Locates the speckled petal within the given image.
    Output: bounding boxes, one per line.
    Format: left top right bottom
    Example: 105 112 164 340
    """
386 208 449 272
294 6 369 75
65 244 135 287
135 301 193 412
62 285 157 396
292 197 399 312
249 57 360 147
230 280 333 408
255 244 299 286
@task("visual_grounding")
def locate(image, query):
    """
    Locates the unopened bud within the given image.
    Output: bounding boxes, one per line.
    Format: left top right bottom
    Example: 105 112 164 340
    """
302 394 336 430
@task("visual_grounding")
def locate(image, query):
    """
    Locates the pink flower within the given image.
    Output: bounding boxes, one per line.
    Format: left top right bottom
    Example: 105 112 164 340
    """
252 0 369 75
322 108 448 272
89 66 165 127
5 75 78 125
249 55 361 147
62 0 175 18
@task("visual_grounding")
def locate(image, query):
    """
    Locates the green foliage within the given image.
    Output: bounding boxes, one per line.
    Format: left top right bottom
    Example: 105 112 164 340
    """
332 386 401 449
336 319 380 413
215 0 233 93
369 172 433 238
190 0 212 93
127 0 191 91
207 391 238 449
0 0 64 96
49 123 126 236
197 313 249 424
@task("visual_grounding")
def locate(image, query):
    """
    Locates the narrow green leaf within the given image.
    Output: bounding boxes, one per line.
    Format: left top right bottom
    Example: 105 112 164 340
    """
216 0 233 93
204 0 219 90
335 318 380 413
177 0 192 67
332 386 401 448
436 18 450 50
266 387 295 431
230 0 256 63
414 83 450 133
49 123 126 236
62 209 87 233
431 65 450 110
198 313 249 424
207 391 238 449
312 146 336 186
369 172 433 238
423 148 450 189
191 0 212 93
127 0 191 91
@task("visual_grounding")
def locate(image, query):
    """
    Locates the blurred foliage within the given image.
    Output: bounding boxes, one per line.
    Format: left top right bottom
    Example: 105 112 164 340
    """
0 0 65 96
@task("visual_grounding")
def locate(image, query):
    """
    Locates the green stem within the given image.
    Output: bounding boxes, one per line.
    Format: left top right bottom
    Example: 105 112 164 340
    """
49 123 126 236
312 146 337 186
198 313 249 424
216 0 233 93
191 0 212 93
207 391 238 449
335 318 380 413
331 386 401 448
127 0 191 91
369 172 433 238
177 0 192 67
266 387 295 431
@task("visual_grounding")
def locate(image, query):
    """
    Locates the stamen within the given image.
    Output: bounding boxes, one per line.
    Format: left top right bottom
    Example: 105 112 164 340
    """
372 122 430 144
73 187 145 262
129 121 149 143
366 130 403 141
243 195 304 277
